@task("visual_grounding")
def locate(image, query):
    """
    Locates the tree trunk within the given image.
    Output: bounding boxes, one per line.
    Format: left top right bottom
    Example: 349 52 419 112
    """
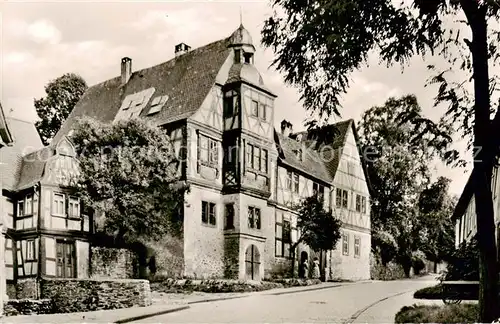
291 248 296 278
462 2 500 320
433 261 437 274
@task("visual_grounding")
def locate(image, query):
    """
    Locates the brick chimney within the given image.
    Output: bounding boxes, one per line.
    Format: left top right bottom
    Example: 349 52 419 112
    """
175 43 191 57
281 120 293 137
121 57 132 85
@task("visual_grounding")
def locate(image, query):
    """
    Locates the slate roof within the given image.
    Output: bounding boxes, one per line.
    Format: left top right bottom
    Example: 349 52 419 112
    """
16 147 55 191
0 118 43 191
276 132 332 184
277 119 372 189
53 37 233 143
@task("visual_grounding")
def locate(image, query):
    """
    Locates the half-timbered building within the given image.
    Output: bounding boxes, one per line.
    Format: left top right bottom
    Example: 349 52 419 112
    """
453 167 500 259
53 24 371 281
0 105 92 298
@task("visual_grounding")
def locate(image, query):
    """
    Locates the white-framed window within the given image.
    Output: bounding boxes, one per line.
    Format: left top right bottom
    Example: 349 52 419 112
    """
361 196 367 214
354 236 361 258
201 201 217 226
68 197 80 219
251 100 259 117
26 240 36 261
336 188 342 208
52 193 66 216
25 194 33 215
275 212 292 258
250 99 267 121
342 190 348 208
198 133 218 166
342 233 349 256
246 144 268 173
17 200 25 217
17 194 35 217
248 206 261 229
356 194 362 212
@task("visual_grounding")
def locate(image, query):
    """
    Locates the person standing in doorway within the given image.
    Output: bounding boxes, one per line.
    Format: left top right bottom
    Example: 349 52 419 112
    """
312 257 320 279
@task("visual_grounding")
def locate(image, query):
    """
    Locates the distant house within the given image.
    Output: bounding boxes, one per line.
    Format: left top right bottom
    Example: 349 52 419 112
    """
0 104 92 299
0 102 14 312
53 24 372 281
452 168 500 252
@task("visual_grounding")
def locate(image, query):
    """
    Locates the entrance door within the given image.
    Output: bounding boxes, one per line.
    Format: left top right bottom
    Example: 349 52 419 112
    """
56 241 76 278
245 245 260 280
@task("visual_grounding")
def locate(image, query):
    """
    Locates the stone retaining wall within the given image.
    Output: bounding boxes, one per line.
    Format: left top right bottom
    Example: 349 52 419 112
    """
4 299 53 316
91 247 135 279
16 278 39 299
40 278 151 314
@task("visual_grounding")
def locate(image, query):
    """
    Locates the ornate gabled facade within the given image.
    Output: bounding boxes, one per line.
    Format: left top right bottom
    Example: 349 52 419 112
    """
1 111 92 299
53 25 371 281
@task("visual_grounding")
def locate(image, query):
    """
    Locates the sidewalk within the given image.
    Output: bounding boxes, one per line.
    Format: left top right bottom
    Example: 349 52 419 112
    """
3 304 189 324
3 280 367 323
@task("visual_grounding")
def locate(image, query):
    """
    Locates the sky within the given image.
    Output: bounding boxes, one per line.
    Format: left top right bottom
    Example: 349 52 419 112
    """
0 0 473 196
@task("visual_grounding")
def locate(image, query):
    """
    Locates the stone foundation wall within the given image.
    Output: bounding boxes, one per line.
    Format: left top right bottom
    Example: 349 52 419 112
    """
266 257 295 279
16 278 39 299
223 236 239 279
91 247 135 279
144 235 184 279
6 283 17 299
40 278 151 313
4 299 53 316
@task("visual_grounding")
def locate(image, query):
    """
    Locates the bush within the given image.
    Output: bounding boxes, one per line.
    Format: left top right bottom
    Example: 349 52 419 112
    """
395 304 479 323
150 279 284 293
444 238 479 281
412 257 426 275
413 285 442 299
268 278 322 287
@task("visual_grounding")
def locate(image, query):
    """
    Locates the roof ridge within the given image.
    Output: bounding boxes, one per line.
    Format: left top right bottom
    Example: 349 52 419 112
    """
86 37 232 90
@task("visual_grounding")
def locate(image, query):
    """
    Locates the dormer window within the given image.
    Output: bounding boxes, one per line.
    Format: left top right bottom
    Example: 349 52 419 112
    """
295 149 303 161
244 52 253 64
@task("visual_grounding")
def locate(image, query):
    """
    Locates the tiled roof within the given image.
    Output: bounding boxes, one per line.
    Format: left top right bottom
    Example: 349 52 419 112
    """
53 37 232 143
277 119 371 190
16 147 54 191
0 118 43 191
276 132 332 184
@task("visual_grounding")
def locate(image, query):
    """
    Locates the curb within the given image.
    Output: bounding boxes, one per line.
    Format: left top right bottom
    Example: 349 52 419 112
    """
114 305 190 324
267 280 372 296
188 294 251 305
268 284 342 296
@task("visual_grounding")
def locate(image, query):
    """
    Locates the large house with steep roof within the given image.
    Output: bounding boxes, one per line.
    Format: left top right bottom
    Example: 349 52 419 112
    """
54 24 372 281
0 102 92 299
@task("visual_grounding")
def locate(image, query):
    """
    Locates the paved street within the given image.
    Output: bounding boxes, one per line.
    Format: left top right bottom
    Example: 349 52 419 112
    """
134 276 442 323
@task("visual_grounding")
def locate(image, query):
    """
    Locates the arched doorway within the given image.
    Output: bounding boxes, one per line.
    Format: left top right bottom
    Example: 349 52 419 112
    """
245 245 260 280
299 251 309 278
